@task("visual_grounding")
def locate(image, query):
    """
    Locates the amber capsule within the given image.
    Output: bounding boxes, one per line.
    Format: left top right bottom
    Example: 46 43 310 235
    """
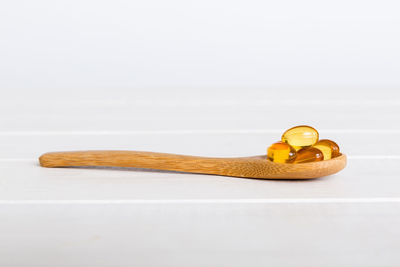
282 125 319 150
313 139 340 160
267 141 297 163
294 147 324 164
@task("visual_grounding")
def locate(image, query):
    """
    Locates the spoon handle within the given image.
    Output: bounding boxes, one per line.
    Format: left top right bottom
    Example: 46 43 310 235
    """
39 150 238 176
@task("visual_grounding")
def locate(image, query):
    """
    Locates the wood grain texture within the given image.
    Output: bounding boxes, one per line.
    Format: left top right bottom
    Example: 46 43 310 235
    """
39 150 347 179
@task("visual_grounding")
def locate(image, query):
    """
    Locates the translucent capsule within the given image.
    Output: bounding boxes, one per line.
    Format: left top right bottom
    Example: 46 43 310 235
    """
313 139 340 160
282 125 319 150
294 147 324 163
267 141 297 163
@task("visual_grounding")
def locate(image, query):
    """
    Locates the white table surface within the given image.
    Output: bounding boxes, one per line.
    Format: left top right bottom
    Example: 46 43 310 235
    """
1 87 400 266
2 0 400 264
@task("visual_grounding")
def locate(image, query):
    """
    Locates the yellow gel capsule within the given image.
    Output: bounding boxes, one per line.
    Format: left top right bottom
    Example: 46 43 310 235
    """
294 147 324 163
281 125 319 150
313 139 340 160
267 141 297 163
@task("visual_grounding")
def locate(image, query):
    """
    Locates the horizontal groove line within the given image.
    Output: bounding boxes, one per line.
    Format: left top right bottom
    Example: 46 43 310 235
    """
1 129 400 135
1 198 400 205
2 156 400 162
348 155 400 159
2 100 400 107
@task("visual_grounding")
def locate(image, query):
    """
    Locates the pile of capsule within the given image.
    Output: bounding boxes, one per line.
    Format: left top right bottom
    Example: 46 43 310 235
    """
267 125 341 163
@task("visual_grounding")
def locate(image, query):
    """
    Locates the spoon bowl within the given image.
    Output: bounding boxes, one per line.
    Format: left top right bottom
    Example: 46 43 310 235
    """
39 150 347 179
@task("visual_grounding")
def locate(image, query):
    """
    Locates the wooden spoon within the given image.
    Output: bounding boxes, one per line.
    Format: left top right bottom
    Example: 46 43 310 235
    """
39 150 346 179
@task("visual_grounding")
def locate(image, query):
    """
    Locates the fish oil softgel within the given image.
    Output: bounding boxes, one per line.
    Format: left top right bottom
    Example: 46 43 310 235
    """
313 139 340 160
281 125 319 151
294 147 324 163
267 125 341 164
267 142 297 163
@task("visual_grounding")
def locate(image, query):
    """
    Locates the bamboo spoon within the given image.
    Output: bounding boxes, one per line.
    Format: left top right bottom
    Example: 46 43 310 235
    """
39 150 346 179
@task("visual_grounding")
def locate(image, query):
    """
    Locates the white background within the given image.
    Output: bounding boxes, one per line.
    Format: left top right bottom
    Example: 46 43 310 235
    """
1 0 400 266
1 0 400 89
